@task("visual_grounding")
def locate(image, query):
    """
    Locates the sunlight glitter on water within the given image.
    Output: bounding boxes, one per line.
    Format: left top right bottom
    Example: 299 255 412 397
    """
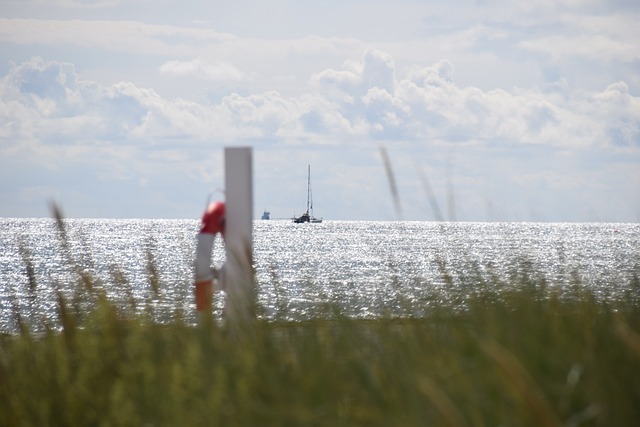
1 219 639 330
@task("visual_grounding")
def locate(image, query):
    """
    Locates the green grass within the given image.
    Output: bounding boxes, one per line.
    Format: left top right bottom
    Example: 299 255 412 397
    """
2 274 640 426
1 213 640 425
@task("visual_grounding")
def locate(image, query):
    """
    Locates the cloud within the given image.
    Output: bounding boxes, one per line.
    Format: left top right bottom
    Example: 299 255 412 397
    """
0 18 238 56
1 1 639 221
520 33 639 62
0 57 150 146
159 58 244 82
4 54 638 154
517 12 640 62
32 0 121 8
592 81 640 146
0 18 363 65
1 52 639 220
306 50 639 147
312 48 396 97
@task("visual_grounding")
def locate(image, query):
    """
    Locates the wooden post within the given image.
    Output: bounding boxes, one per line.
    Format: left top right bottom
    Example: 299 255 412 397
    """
223 147 255 324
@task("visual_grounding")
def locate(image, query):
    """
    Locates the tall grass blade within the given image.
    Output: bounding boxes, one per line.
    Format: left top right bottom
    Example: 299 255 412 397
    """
419 378 468 427
615 321 640 357
145 236 161 299
481 339 562 427
379 146 403 219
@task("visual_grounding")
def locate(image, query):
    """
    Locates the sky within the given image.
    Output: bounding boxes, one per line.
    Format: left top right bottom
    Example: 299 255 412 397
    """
0 0 639 222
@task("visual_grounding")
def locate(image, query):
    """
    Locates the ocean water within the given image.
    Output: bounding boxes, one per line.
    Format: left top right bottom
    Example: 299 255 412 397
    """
1 218 639 332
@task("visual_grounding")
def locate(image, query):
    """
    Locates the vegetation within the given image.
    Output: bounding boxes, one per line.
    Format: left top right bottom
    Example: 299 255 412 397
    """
1 214 639 426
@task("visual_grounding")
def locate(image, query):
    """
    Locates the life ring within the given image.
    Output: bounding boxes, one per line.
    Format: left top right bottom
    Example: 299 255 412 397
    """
194 201 225 313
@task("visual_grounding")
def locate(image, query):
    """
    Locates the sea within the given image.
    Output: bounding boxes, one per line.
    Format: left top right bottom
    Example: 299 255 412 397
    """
1 218 639 333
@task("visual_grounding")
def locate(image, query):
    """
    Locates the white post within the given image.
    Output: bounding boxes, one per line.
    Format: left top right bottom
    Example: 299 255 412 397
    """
224 147 254 323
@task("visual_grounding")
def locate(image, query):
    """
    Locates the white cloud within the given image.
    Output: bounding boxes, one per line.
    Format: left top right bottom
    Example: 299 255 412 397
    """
159 58 244 82
0 18 238 56
521 33 639 62
1 0 639 220
5 54 637 155
32 0 121 8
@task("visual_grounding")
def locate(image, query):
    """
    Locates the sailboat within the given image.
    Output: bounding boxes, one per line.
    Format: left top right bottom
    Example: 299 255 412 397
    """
293 165 323 223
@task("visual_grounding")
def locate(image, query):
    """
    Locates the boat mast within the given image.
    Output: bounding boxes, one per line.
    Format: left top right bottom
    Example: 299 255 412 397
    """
306 165 311 214
310 182 313 217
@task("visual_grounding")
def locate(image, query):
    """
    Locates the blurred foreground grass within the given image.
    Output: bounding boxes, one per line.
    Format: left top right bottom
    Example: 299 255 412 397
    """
1 216 640 426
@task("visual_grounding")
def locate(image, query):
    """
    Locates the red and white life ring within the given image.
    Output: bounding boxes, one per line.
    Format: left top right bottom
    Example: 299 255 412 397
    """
194 201 225 313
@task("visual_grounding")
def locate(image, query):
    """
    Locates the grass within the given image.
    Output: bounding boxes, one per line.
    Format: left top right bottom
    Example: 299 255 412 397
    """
1 214 640 426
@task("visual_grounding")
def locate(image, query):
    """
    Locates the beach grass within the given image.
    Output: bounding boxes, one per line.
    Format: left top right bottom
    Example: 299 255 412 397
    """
1 215 640 425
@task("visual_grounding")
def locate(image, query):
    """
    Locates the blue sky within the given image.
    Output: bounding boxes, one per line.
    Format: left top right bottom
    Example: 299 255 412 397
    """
1 0 639 221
